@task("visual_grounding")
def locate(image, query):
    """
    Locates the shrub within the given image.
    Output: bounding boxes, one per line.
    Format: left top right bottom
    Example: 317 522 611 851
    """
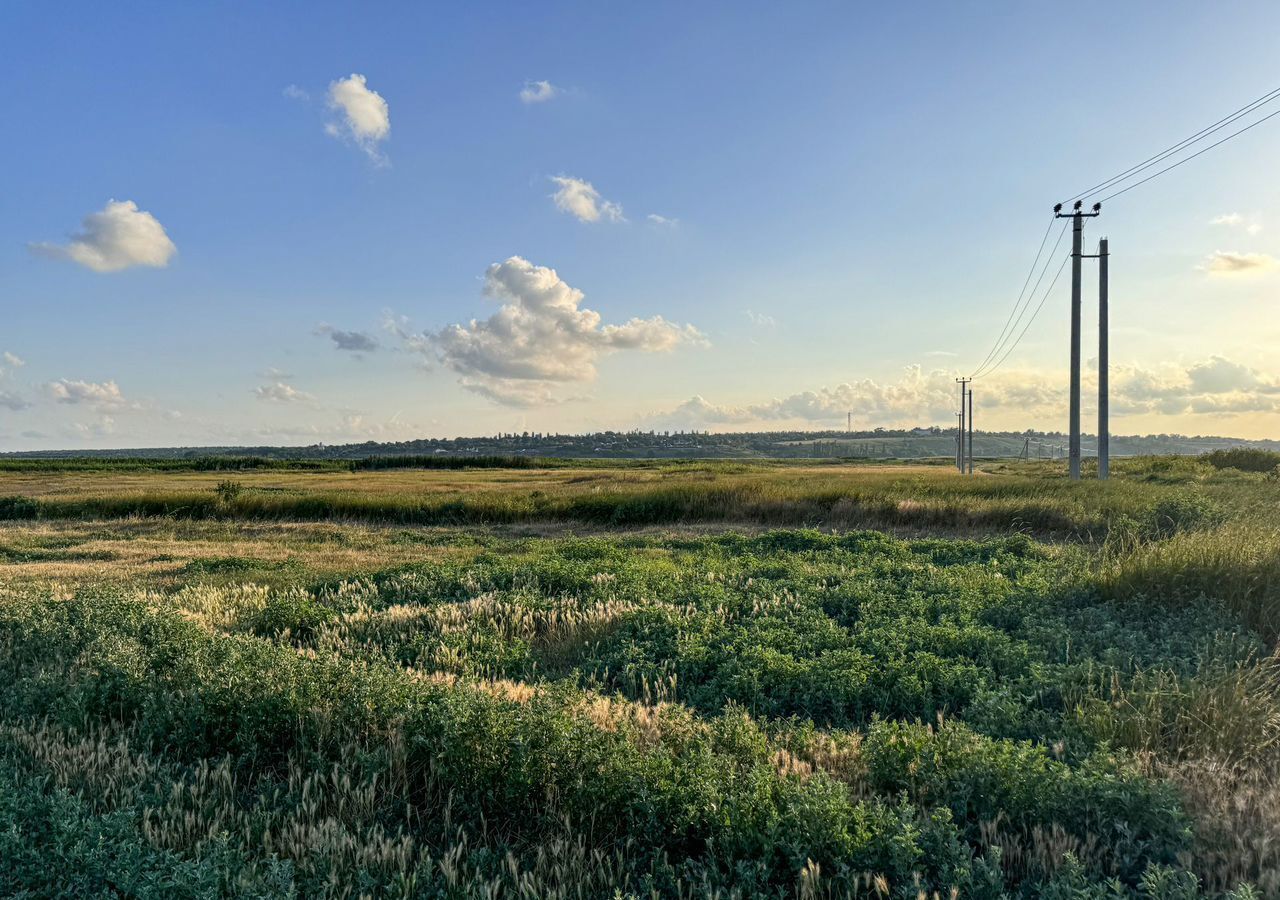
0 496 39 520
247 593 335 642
213 480 243 503
1204 448 1280 473
1140 493 1224 539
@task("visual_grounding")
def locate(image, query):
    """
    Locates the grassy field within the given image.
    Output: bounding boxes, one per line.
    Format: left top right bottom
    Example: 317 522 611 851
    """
0 455 1277 897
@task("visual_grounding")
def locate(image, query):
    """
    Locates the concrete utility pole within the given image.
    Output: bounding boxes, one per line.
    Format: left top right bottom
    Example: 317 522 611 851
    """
956 413 964 470
1097 238 1110 480
1054 201 1100 480
967 388 974 474
956 378 970 473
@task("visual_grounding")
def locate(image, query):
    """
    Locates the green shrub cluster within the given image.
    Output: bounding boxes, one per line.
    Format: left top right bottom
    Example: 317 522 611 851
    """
1203 447 1280 474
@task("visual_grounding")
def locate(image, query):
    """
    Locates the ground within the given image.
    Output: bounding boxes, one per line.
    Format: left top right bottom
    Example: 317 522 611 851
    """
0 456 1276 898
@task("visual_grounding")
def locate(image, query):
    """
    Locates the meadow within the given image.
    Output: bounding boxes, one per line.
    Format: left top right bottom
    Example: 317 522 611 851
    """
0 453 1277 898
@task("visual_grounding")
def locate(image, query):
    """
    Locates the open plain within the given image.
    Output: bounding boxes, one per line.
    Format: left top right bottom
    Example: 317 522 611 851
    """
1 454 1277 898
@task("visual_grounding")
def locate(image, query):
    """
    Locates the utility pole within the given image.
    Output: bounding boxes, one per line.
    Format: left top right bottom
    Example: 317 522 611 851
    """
967 388 974 475
1055 201 1100 480
1097 238 1110 480
956 378 970 473
956 413 964 470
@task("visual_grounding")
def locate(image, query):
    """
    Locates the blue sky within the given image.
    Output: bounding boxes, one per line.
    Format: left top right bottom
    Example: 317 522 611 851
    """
4 1 1280 449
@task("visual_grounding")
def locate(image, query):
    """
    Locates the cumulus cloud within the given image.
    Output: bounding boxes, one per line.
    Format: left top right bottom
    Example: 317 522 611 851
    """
399 256 703 406
3 352 25 369
46 379 129 409
326 73 390 162
550 176 624 223
314 324 379 353
1203 250 1278 274
254 381 313 403
519 80 558 103
31 200 176 272
651 356 1280 429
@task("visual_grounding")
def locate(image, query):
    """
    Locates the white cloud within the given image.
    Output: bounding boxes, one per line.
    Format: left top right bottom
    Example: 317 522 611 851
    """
1186 355 1277 395
65 415 116 439
550 176 624 223
254 381 313 403
519 80 558 104
647 213 679 227
31 200 176 273
3 352 25 369
1210 213 1262 235
314 323 379 353
651 356 1280 429
745 310 776 328
283 84 310 101
47 379 129 409
1202 250 1278 274
326 73 390 162
400 256 703 406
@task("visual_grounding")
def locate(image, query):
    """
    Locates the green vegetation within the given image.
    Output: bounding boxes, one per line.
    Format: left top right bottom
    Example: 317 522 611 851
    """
1204 447 1280 474
0 456 1276 897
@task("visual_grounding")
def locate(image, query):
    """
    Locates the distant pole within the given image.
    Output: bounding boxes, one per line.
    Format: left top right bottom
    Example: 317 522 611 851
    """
956 413 963 470
1098 238 1110 480
956 378 970 472
1055 201 1100 481
847 411 852 433
967 388 974 475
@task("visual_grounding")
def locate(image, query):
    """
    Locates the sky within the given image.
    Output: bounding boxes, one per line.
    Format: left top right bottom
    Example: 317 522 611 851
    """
3 1 1280 450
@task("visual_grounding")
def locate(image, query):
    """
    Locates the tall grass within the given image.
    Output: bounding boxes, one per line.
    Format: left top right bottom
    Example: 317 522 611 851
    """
1100 523 1280 644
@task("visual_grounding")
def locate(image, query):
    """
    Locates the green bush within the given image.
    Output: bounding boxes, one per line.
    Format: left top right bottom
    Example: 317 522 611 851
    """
0 496 39 520
247 593 335 642
1204 447 1280 473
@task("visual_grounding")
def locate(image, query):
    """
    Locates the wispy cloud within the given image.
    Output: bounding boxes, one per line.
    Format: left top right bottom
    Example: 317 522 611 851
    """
745 310 776 328
254 381 314 403
1210 212 1262 235
282 83 310 102
31 200 176 273
647 213 679 228
519 80 558 104
0 391 29 411
1202 250 1278 275
314 324 379 354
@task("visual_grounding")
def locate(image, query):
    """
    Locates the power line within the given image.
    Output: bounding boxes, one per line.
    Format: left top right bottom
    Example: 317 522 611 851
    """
1062 85 1280 205
968 216 1056 378
977 251 1070 380
972 221 1069 379
1097 105 1280 204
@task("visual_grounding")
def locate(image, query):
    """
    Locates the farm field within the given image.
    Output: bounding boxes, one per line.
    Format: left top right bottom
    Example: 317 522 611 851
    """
1 454 1278 898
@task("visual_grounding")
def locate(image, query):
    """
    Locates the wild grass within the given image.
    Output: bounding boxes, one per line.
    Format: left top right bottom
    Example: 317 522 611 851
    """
0 456 1277 896
3 456 1268 539
1100 522 1280 643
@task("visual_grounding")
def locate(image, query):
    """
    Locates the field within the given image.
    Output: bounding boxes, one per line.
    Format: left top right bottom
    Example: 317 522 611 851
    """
1 455 1278 898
